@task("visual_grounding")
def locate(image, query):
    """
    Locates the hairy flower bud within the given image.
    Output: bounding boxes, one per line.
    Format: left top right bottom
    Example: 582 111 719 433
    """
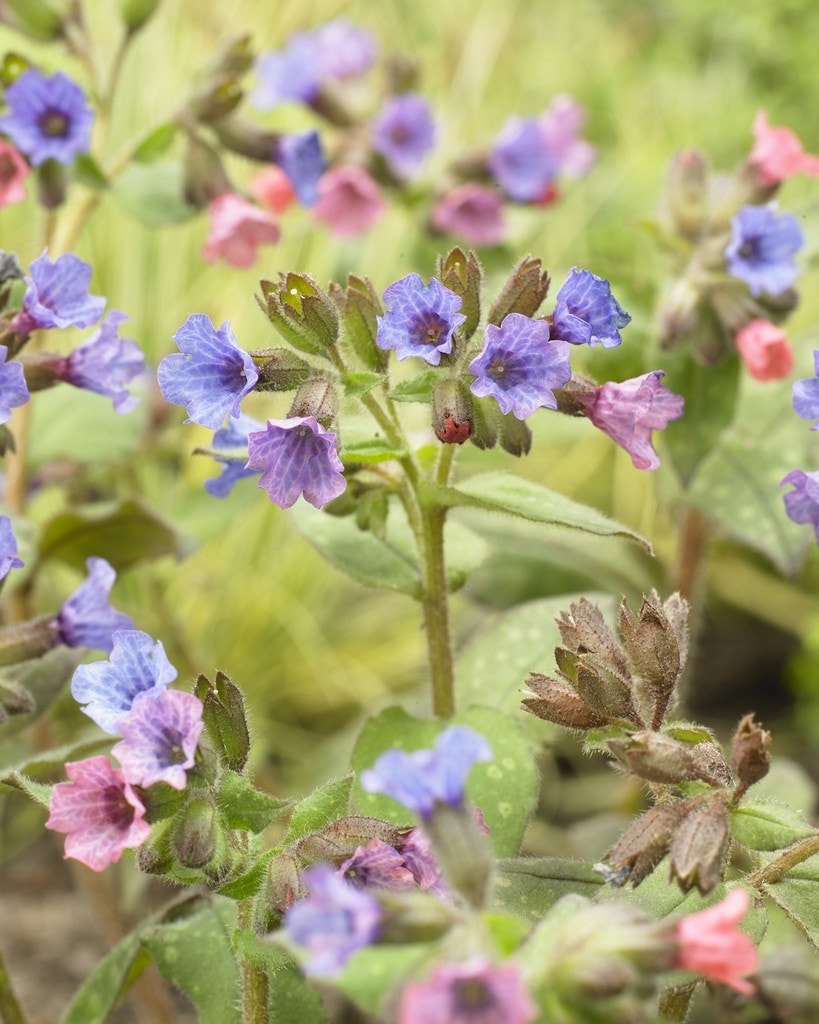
731 713 771 791
173 798 218 869
36 158 68 210
0 678 35 720
522 672 609 730
260 273 340 358
194 670 250 773
421 803 493 909
598 801 690 887
436 247 482 340
656 277 702 350
618 592 688 727
487 256 550 326
183 133 231 207
498 409 532 456
211 118 279 161
329 275 385 371
251 348 313 392
119 0 160 34
433 378 473 444
287 379 339 429
263 853 305 920
670 794 730 895
665 149 709 237
607 731 700 784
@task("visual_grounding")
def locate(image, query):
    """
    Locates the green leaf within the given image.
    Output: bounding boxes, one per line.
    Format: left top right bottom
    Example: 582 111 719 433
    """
336 945 430 1014
389 370 438 403
218 770 292 832
73 153 109 191
341 436 407 464
493 857 603 920
663 722 717 744
0 648 84 739
730 799 816 851
38 498 184 572
0 734 108 777
283 775 354 845
267 961 328 1023
422 474 651 550
341 371 385 398
109 160 196 227
61 930 147 1024
762 878 819 949
132 123 178 163
216 851 274 901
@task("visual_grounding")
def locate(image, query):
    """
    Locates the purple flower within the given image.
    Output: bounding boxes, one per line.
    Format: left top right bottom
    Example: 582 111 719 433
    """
575 370 684 470
377 274 467 365
725 204 804 297
70 629 177 734
792 350 819 428
489 116 558 202
538 94 596 178
468 313 572 419
55 557 134 653
112 690 203 790
14 251 105 336
55 311 145 413
45 756 151 871
781 469 819 541
0 69 93 167
398 959 538 1024
285 863 381 977
339 838 415 892
204 412 263 498
359 725 493 819
311 20 377 80
372 93 436 181
0 344 29 422
157 314 259 430
0 515 24 580
431 184 507 247
246 416 346 509
551 267 631 348
399 828 448 896
275 130 325 206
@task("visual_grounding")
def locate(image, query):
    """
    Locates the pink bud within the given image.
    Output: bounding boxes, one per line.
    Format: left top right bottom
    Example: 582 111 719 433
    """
203 193 281 269
749 110 819 187
735 318 793 381
431 183 506 247
250 165 296 214
313 165 386 239
0 140 29 208
674 888 758 994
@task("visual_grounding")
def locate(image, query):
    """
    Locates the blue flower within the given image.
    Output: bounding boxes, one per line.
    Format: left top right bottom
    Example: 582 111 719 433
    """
285 863 381 977
71 629 177 734
246 416 346 509
15 251 105 336
489 116 558 202
469 312 572 419
204 412 263 498
781 469 819 542
56 311 145 413
725 204 804 297
55 557 134 653
0 345 30 423
792 350 819 428
112 690 204 790
372 93 436 181
0 69 93 166
338 838 415 892
551 267 632 348
0 516 24 580
275 130 325 206
157 314 259 430
359 725 493 819
377 274 466 365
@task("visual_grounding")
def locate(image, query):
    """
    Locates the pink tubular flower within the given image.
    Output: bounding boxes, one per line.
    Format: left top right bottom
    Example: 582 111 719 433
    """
399 959 537 1024
313 165 385 239
45 756 151 871
431 183 506 247
735 319 793 381
250 165 296 214
203 193 281 269
674 888 758 995
749 110 819 188
0 140 29 207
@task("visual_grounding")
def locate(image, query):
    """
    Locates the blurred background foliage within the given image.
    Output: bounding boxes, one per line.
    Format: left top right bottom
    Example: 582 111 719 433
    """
3 0 819 802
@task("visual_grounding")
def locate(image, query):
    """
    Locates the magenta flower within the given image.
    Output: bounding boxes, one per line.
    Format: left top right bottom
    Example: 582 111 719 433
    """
575 370 684 470
339 838 415 892
432 184 506 247
246 416 346 509
45 756 151 871
0 515 24 580
781 469 819 541
14 250 105 336
372 93 436 181
0 69 93 167
552 267 631 348
0 140 29 207
538 94 596 179
674 888 757 994
725 203 804 297
398 959 538 1024
55 557 133 653
793 350 819 428
749 110 819 188
55 310 145 413
112 690 203 790
377 273 466 365
734 319 793 382
285 863 381 977
0 345 30 423
158 314 259 430
469 313 572 419
313 165 386 238
205 412 263 498
203 193 281 269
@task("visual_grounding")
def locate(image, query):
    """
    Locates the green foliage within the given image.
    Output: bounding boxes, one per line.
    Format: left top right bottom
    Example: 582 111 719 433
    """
218 770 292 833
730 799 816 851
493 857 604 920
282 774 354 845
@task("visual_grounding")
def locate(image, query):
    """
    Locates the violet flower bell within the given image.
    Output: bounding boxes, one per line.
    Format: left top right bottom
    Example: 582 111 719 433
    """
792 350 819 428
781 469 819 542
339 838 415 892
112 689 204 790
431 184 506 248
0 345 30 423
55 311 145 413
204 412 263 498
372 93 436 181
489 116 559 202
725 203 804 297
313 165 386 239
398 958 538 1024
246 416 346 509
14 250 105 337
551 267 632 348
274 130 325 207
0 515 24 580
376 273 467 365
0 69 93 167
55 556 134 653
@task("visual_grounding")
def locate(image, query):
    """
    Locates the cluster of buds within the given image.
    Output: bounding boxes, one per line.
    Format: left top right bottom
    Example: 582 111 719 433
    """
523 593 773 894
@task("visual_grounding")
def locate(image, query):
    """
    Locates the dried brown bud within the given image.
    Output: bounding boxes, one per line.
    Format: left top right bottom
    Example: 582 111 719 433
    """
618 591 689 727
598 801 690 887
557 599 631 678
607 731 699 784
690 742 733 788
669 794 730 895
574 656 637 723
486 255 550 326
522 673 609 730
731 713 771 790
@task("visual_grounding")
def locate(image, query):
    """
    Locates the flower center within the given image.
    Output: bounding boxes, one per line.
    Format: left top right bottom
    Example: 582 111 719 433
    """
102 785 136 829
39 109 70 138
488 358 508 382
738 240 756 260
453 978 493 1012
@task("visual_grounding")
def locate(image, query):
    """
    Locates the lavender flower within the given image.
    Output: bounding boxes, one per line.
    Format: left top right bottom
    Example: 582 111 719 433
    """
377 274 467 365
55 557 134 653
14 251 105 336
246 416 346 509
0 69 93 167
0 516 24 580
400 827 448 895
781 469 819 541
285 863 381 977
274 130 325 206
339 838 415 892
204 412 263 498
112 690 204 790
359 725 492 819
45 756 151 871
372 93 436 181
539 94 596 178
398 958 538 1024
55 311 145 413
575 371 684 470
792 350 819 428
489 116 558 202
725 204 804 297
552 267 632 348
431 184 507 247
157 314 259 430
0 345 30 422
468 313 572 419
71 629 177 734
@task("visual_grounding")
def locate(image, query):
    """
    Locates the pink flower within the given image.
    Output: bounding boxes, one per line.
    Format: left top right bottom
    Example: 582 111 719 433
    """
431 183 506 247
313 165 385 238
45 756 151 871
749 110 819 188
674 888 758 995
203 193 281 269
735 319 793 381
0 140 29 207
399 959 537 1024
538 94 596 179
250 165 296 214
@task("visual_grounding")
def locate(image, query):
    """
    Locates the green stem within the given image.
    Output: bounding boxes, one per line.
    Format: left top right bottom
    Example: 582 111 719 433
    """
0 949 27 1024
419 500 455 718
658 982 697 1021
238 901 268 1024
746 833 819 887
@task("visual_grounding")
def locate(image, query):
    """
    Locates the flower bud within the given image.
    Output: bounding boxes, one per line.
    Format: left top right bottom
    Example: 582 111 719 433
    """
665 149 709 236
0 678 34 721
259 274 340 359
263 853 304 919
211 118 278 161
618 592 688 727
187 77 244 124
329 275 385 371
421 804 492 909
194 671 250 774
376 889 457 943
0 615 60 667
432 378 473 445
656 277 701 350
607 731 699 784
436 247 482 340
487 256 550 326
669 793 730 894
172 797 218 868
119 0 160 34
468 396 499 450
0 0 63 41
137 818 176 875
287 379 339 428
598 801 690 887
731 713 771 791
522 672 609 730
36 159 67 210
183 134 231 208
251 348 313 392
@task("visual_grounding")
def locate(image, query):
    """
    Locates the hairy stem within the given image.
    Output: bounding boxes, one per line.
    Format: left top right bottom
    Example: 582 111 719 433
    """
238 901 268 1024
746 834 819 887
419 500 455 718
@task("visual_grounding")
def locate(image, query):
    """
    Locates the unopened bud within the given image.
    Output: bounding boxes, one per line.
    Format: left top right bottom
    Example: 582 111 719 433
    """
0 679 34 721
468 396 499 450
618 592 688 728
497 409 532 457
608 731 699 784
263 853 304 919
259 274 339 358
0 0 62 41
0 616 59 667
433 378 472 445
137 818 176 875
377 889 457 943
36 159 67 210
731 713 771 791
251 348 313 392
669 794 730 895
656 277 701 350
599 801 689 887
173 798 218 868
119 0 160 34
487 256 550 326
437 247 482 340
422 804 492 909
183 134 231 208
188 77 243 124
287 379 339 428
211 117 278 161
194 671 250 773
522 672 609 730
665 149 709 237
330 275 385 371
